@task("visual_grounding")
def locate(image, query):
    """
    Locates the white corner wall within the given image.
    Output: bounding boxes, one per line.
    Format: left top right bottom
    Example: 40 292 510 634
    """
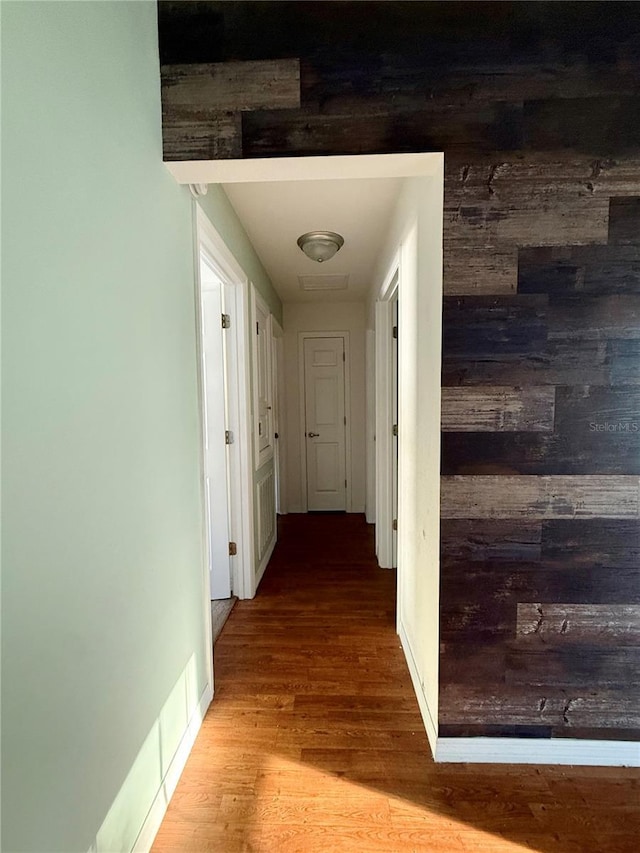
367 171 444 753
283 302 366 513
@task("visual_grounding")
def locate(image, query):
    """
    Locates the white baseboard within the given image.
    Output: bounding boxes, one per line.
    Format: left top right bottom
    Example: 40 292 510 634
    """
436 736 640 766
255 534 276 591
398 622 438 756
131 683 213 852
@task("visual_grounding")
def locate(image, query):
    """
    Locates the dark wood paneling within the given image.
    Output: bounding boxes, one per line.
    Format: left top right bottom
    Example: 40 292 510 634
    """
443 336 640 386
516 604 640 644
441 430 640 475
518 245 640 295
162 59 301 111
609 197 640 244
161 59 300 160
505 645 640 689
541 519 640 569
441 387 555 432
439 684 640 730
158 1 640 743
441 475 640 519
442 295 548 356
442 385 640 474
440 519 542 563
523 97 640 155
162 108 242 160
242 102 524 157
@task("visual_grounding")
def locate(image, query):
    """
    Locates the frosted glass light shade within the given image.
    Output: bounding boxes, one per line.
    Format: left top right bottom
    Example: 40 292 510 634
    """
297 231 344 263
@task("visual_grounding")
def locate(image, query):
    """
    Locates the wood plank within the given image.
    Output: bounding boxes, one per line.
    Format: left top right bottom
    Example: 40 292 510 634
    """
440 519 542 563
442 337 640 386
444 194 610 250
517 604 640 644
162 108 242 160
161 59 301 112
443 295 548 357
548 295 640 340
301 59 640 111
439 684 640 729
518 245 640 296
609 196 640 244
440 475 640 519
444 247 518 295
243 102 524 158
445 155 640 202
441 428 640 476
505 645 640 688
523 97 640 154
441 386 555 432
541 519 640 569
442 387 640 475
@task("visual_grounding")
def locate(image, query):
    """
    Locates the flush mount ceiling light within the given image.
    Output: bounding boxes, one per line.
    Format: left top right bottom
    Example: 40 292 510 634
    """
297 230 344 263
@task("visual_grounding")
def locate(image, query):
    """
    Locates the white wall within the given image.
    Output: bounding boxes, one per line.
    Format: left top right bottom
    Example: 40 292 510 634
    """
283 302 366 513
366 172 444 751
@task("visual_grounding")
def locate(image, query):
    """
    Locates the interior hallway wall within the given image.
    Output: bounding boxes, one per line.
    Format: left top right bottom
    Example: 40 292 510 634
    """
283 302 366 513
2 2 207 850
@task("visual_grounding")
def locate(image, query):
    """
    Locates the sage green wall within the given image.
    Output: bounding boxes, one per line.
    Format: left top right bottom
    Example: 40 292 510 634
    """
2 2 208 850
197 188 283 568
198 185 283 325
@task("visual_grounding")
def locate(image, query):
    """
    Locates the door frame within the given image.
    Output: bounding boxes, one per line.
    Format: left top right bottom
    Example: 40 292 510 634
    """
298 330 352 513
271 316 286 514
375 257 399 569
195 205 255 606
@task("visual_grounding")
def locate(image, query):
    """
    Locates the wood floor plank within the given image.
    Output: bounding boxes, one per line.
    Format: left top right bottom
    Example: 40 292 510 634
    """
152 514 640 853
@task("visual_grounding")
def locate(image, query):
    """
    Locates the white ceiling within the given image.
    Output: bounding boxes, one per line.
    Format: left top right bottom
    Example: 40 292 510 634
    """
222 177 404 303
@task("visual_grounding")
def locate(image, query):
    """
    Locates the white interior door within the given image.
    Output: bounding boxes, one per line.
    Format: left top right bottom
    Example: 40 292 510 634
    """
303 337 347 511
200 261 232 600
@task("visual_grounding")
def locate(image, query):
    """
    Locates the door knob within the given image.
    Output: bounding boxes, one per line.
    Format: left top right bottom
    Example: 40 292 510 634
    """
307 431 319 438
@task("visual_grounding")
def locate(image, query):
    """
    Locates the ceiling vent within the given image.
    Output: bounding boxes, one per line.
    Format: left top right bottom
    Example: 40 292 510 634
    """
298 274 349 292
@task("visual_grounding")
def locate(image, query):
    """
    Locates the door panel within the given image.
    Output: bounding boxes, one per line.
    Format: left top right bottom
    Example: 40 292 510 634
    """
304 337 347 511
201 278 232 599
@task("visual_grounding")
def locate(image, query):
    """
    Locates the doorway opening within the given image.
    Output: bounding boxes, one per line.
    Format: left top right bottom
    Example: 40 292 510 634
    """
185 154 444 756
195 206 255 620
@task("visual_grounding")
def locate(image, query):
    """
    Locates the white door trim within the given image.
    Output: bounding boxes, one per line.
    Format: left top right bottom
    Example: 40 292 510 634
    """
251 288 275 470
195 204 255 601
375 259 399 569
271 316 286 514
298 331 352 513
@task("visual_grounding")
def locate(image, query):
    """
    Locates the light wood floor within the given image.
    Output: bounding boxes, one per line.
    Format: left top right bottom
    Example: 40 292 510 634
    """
153 514 639 853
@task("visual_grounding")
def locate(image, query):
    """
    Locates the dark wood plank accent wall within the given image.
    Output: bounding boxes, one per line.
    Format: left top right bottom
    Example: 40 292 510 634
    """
158 1 640 743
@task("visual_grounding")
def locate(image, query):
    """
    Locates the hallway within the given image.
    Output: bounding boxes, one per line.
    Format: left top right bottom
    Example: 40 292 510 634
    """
152 514 639 853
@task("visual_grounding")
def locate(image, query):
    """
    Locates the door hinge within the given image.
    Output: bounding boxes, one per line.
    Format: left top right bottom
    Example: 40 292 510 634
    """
345 479 347 488
392 519 397 531
256 321 260 335
392 423 398 436
229 541 237 556
344 415 347 425
221 313 231 329
225 429 234 445
343 351 345 362
393 325 398 339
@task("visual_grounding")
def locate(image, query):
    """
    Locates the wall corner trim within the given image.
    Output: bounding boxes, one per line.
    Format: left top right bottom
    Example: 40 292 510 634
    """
435 736 640 767
130 683 213 852
398 623 438 756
